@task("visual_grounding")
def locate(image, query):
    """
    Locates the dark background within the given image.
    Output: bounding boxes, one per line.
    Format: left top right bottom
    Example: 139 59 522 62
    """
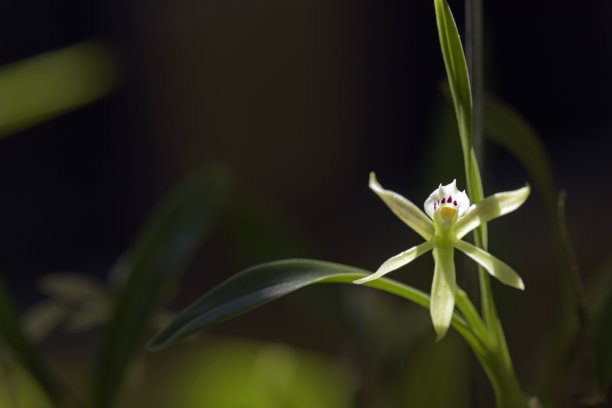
0 0 611 404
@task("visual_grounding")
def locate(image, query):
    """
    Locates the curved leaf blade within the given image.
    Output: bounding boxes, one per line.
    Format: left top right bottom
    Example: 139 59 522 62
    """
148 259 474 352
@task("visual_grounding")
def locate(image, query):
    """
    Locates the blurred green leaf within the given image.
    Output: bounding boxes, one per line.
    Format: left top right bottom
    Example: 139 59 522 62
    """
0 360 53 408
148 259 477 352
133 339 353 408
590 258 612 392
39 273 108 303
22 300 70 342
0 277 59 406
24 274 111 342
398 335 470 407
221 193 316 265
0 42 116 137
91 168 229 408
484 96 557 214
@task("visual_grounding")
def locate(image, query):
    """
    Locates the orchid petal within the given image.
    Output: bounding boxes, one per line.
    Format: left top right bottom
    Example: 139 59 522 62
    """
454 185 530 239
369 173 435 240
430 247 456 341
353 241 434 284
454 240 525 290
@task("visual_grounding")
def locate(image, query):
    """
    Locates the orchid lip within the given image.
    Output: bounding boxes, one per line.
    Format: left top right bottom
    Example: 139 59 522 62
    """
425 180 470 220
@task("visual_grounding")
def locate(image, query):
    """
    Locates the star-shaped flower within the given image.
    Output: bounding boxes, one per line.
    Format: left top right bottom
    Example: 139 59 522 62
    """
355 173 530 340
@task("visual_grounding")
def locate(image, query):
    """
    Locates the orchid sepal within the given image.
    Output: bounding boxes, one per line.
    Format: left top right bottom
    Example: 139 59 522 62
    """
369 172 435 240
454 184 530 239
454 239 525 290
354 241 434 285
431 246 456 341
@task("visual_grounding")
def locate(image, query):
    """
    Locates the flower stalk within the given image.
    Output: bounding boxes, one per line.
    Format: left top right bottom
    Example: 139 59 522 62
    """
432 0 531 405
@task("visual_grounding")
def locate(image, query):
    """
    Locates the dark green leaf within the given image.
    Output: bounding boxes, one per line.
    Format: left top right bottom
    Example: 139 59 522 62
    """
148 259 475 352
91 168 229 408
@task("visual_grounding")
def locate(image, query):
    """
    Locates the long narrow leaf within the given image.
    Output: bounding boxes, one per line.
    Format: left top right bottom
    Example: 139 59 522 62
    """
434 0 472 159
91 169 229 408
148 259 475 351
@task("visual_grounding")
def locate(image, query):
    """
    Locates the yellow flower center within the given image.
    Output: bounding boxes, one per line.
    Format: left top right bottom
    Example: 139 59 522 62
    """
440 206 456 220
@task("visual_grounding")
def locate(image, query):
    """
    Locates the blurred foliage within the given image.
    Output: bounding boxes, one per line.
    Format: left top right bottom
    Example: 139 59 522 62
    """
24 274 110 342
397 335 470 407
0 361 52 408
0 276 60 406
91 168 229 408
589 257 612 393
220 191 318 265
483 96 557 215
0 42 116 137
141 339 353 408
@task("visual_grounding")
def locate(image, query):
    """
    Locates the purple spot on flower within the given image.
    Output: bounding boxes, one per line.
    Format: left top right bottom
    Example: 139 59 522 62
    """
441 198 446 204
454 200 457 206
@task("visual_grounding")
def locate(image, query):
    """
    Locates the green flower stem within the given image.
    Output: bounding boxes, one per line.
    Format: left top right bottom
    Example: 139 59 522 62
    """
456 287 526 408
434 0 528 405
454 288 490 346
481 354 528 408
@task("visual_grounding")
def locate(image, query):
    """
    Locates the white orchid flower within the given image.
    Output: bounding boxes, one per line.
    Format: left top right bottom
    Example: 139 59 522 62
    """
355 173 530 340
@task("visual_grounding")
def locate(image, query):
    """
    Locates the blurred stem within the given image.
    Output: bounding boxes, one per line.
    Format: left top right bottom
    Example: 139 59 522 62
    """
464 0 493 334
466 0 484 163
557 191 603 406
